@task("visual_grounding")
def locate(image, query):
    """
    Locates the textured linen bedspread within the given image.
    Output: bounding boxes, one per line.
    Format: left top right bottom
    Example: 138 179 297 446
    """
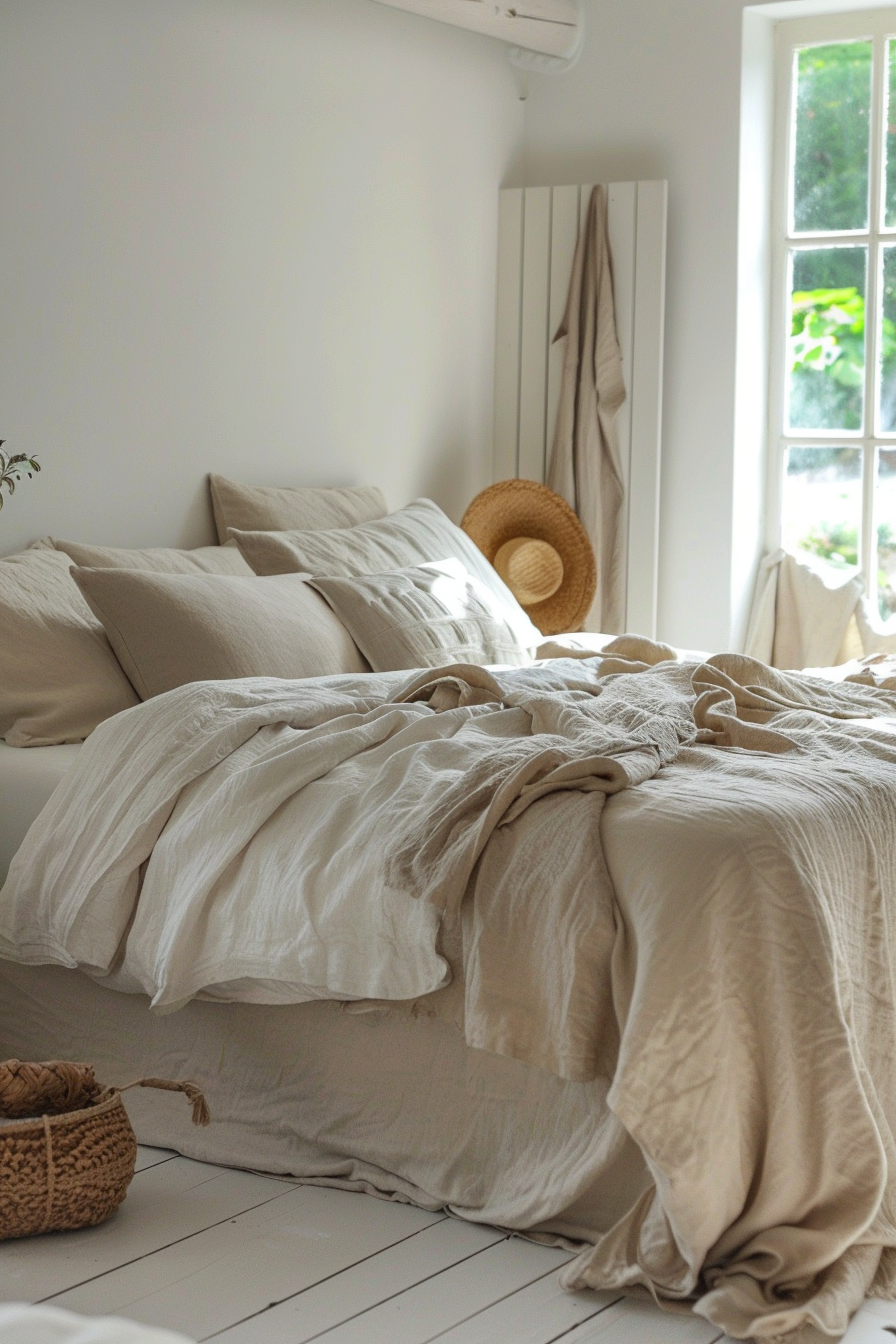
0 648 694 1009
7 641 896 1340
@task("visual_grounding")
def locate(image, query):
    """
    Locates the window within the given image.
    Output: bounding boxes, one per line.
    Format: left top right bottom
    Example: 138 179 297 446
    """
770 9 896 623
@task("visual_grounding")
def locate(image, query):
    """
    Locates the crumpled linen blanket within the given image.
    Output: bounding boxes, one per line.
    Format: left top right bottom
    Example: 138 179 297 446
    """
0 640 697 1011
7 636 896 1342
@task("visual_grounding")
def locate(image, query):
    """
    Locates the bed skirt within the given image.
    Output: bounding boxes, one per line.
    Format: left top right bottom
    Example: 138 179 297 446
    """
0 960 649 1246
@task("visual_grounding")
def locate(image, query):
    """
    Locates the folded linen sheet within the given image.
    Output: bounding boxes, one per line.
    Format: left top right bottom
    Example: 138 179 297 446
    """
7 638 896 1341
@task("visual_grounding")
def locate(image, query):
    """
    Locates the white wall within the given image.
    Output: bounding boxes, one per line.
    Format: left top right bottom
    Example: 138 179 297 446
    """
0 0 523 555
520 0 763 650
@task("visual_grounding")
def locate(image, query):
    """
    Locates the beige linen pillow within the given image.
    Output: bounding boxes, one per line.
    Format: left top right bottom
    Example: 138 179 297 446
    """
71 569 369 701
311 560 533 671
209 475 387 545
53 539 252 575
232 498 542 654
0 546 139 746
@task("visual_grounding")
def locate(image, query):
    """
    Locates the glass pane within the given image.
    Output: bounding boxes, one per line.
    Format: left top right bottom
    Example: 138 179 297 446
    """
782 446 862 576
792 40 872 233
789 246 867 432
876 449 896 621
886 40 896 227
881 247 896 430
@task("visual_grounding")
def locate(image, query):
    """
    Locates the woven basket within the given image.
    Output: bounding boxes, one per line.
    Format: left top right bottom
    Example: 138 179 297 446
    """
0 1059 210 1242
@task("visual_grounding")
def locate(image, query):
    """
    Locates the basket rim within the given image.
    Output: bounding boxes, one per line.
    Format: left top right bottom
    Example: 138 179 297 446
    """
0 1087 123 1136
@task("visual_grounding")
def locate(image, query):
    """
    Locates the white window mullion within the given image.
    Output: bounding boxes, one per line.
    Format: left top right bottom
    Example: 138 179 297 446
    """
861 35 886 597
863 442 878 601
765 30 797 556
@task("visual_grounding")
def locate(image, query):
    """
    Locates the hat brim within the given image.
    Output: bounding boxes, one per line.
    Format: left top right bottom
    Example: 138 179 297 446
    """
461 479 596 636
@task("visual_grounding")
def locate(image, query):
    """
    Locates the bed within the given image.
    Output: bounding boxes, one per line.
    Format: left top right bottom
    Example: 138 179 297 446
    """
0 710 647 1266
4 486 896 1343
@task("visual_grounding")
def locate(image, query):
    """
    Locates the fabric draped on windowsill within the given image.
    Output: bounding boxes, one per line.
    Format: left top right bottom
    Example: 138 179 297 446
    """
744 546 896 670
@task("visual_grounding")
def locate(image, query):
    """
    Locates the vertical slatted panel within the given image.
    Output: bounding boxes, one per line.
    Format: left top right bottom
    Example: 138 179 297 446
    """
626 180 668 639
579 185 591 235
606 184 637 496
494 189 524 481
517 186 552 483
494 181 666 636
545 185 581 484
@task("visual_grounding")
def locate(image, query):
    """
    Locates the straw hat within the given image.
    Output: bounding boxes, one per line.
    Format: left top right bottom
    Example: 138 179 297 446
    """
461 479 596 636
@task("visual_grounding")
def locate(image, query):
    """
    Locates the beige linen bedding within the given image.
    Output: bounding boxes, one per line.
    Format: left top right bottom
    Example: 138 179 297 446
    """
310 558 534 669
6 640 896 1340
52 538 253 574
208 476 387 543
72 569 368 699
0 544 138 746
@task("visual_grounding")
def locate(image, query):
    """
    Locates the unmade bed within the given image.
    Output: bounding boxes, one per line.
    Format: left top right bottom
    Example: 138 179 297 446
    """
5 642 896 1343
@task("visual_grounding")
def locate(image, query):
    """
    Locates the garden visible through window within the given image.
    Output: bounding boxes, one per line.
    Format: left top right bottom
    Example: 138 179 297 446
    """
775 17 896 623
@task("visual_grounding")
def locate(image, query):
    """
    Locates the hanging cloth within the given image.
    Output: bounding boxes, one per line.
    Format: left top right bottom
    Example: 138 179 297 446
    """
744 548 863 669
548 184 627 633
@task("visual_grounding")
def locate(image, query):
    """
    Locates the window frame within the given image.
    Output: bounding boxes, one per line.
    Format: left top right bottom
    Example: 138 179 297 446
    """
767 7 896 616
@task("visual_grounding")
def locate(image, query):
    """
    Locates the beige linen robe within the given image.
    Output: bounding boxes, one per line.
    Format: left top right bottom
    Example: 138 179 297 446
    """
548 184 627 633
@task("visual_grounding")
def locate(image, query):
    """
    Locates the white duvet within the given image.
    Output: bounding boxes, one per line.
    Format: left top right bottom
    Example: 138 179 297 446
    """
0 646 692 1011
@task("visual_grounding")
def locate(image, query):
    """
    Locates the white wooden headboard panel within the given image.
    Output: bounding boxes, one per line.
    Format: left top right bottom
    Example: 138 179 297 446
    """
494 181 667 637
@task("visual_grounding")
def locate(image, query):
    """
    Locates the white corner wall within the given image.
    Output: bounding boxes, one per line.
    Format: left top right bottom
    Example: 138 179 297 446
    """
520 0 768 650
0 0 524 555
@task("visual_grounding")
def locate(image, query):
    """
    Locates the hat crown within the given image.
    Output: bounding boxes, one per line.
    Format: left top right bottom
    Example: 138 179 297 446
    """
460 478 596 635
494 537 564 607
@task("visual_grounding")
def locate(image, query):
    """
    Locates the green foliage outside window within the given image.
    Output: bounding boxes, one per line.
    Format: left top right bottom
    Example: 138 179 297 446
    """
790 285 873 431
801 518 896 617
793 41 872 232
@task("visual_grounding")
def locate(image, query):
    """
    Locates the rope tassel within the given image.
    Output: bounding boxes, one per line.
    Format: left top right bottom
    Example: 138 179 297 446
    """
121 1077 212 1126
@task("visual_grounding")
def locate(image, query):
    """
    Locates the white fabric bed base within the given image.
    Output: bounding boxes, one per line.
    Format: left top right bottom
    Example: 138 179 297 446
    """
0 960 647 1247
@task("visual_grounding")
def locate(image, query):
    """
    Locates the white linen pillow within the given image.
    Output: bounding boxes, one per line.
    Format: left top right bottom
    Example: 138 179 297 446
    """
209 475 387 544
311 560 533 671
53 539 252 574
71 568 369 700
232 498 542 654
0 544 138 747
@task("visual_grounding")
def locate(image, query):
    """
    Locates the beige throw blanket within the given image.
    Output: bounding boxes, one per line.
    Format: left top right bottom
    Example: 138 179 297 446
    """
6 639 896 1341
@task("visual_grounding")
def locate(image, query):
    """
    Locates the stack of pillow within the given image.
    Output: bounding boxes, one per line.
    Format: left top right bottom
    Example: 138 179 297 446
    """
0 476 542 747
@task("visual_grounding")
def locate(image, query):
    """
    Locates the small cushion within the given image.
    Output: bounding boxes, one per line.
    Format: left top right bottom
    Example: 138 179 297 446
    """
232 498 542 654
311 560 532 671
53 539 252 575
71 568 369 701
0 545 138 747
209 475 387 545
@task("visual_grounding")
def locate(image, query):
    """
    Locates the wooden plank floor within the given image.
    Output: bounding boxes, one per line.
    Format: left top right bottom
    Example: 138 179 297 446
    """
3 1148 896 1342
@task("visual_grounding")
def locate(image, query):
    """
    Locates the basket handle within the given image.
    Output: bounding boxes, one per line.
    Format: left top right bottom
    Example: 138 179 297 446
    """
115 1078 211 1126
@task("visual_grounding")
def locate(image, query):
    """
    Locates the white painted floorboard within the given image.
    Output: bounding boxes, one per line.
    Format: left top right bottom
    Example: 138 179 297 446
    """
133 1146 177 1174
1 1157 290 1303
3 1147 896 1344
